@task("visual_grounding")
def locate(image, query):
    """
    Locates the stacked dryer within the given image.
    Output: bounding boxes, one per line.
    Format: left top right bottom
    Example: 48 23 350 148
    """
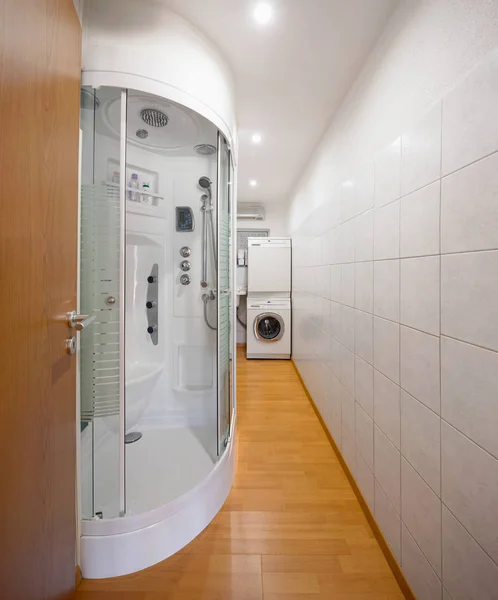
246 237 291 359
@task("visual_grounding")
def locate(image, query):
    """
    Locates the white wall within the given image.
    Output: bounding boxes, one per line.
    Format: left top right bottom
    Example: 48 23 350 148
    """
238 202 289 238
289 0 498 231
290 2 498 598
82 0 236 147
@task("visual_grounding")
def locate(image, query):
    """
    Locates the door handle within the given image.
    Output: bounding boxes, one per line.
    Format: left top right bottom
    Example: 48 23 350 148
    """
66 311 96 331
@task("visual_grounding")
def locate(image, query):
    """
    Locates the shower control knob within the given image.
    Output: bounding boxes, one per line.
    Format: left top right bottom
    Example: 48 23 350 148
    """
179 246 191 258
146 301 156 309
180 260 191 272
180 274 191 286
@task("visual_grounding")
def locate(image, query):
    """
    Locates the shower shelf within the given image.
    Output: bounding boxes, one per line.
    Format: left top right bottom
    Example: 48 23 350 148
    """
105 181 166 218
105 181 164 200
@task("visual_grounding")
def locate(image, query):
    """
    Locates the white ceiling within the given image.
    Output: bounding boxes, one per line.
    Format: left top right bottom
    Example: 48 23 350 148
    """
163 0 398 203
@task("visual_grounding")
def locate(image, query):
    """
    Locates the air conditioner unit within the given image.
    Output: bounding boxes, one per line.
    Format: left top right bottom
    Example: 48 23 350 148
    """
237 203 265 221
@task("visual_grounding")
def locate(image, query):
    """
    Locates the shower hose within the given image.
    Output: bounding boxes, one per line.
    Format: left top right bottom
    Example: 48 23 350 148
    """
236 305 247 330
202 293 217 331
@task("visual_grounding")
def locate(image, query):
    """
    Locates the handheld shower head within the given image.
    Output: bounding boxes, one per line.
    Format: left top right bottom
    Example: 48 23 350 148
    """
198 176 212 190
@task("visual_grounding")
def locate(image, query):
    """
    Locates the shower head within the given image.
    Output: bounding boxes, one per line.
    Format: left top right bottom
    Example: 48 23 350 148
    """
198 176 212 190
194 144 217 156
136 128 149 139
140 108 169 128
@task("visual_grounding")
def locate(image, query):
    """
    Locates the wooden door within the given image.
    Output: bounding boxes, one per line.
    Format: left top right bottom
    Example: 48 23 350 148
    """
0 1 81 598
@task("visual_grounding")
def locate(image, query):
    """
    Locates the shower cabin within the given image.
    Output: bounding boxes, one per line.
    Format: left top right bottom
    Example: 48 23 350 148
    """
78 84 235 577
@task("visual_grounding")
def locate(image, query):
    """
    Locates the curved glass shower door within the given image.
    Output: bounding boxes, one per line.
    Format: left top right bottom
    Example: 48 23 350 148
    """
123 89 220 514
79 85 233 521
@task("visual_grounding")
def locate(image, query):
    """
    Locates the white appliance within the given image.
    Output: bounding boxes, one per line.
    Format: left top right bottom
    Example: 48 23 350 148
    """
248 237 291 296
237 203 265 221
246 298 291 360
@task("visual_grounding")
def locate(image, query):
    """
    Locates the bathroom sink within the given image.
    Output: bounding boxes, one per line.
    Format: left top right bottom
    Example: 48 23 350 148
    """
236 287 247 307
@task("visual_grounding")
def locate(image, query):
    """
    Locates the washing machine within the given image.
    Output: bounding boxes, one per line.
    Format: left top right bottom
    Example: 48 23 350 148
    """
246 298 291 359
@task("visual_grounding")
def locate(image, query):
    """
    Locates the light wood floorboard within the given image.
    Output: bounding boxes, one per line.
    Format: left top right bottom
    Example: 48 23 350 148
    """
77 349 403 599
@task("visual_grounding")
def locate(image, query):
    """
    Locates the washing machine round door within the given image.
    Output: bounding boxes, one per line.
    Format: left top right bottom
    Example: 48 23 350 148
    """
254 312 285 342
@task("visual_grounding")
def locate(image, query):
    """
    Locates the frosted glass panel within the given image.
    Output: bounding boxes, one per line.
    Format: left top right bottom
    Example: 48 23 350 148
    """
80 183 121 423
217 134 232 454
79 86 123 519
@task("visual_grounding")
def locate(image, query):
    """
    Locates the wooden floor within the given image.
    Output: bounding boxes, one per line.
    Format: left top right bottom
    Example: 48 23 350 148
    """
77 349 403 599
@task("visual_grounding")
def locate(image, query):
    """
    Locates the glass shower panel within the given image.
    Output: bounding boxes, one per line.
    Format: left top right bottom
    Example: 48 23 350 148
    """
217 133 232 455
79 86 124 519
229 156 236 418
80 86 232 519
123 89 220 512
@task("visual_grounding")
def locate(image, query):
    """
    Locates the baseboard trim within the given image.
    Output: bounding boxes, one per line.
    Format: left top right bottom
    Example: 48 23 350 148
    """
291 360 416 600
75 565 82 589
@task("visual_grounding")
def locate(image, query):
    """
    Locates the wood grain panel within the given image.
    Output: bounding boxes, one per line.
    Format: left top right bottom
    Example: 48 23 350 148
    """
0 1 81 598
78 349 405 599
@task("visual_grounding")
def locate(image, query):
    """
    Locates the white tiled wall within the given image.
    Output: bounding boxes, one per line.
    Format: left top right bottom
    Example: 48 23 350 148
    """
292 51 498 599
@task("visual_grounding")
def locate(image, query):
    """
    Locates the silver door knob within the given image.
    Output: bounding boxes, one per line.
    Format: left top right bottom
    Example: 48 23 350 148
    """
180 246 191 258
180 274 191 285
180 260 191 272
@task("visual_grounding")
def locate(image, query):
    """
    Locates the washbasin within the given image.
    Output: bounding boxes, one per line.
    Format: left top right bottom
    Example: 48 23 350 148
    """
236 286 247 307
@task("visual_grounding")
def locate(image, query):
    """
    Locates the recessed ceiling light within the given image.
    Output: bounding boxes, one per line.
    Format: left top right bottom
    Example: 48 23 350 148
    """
249 179 258 187
253 2 273 25
251 133 262 144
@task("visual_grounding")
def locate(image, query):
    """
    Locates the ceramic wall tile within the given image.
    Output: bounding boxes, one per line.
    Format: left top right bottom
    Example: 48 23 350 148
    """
400 256 440 336
401 390 441 495
442 422 498 563
442 336 498 459
400 181 440 258
441 250 498 352
401 102 442 196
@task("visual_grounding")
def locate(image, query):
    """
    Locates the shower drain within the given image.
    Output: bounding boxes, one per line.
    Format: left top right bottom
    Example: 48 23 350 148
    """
125 431 143 444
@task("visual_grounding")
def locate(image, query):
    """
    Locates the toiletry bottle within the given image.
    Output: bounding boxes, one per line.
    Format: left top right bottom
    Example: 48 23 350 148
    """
142 182 152 205
111 170 120 184
129 173 139 202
